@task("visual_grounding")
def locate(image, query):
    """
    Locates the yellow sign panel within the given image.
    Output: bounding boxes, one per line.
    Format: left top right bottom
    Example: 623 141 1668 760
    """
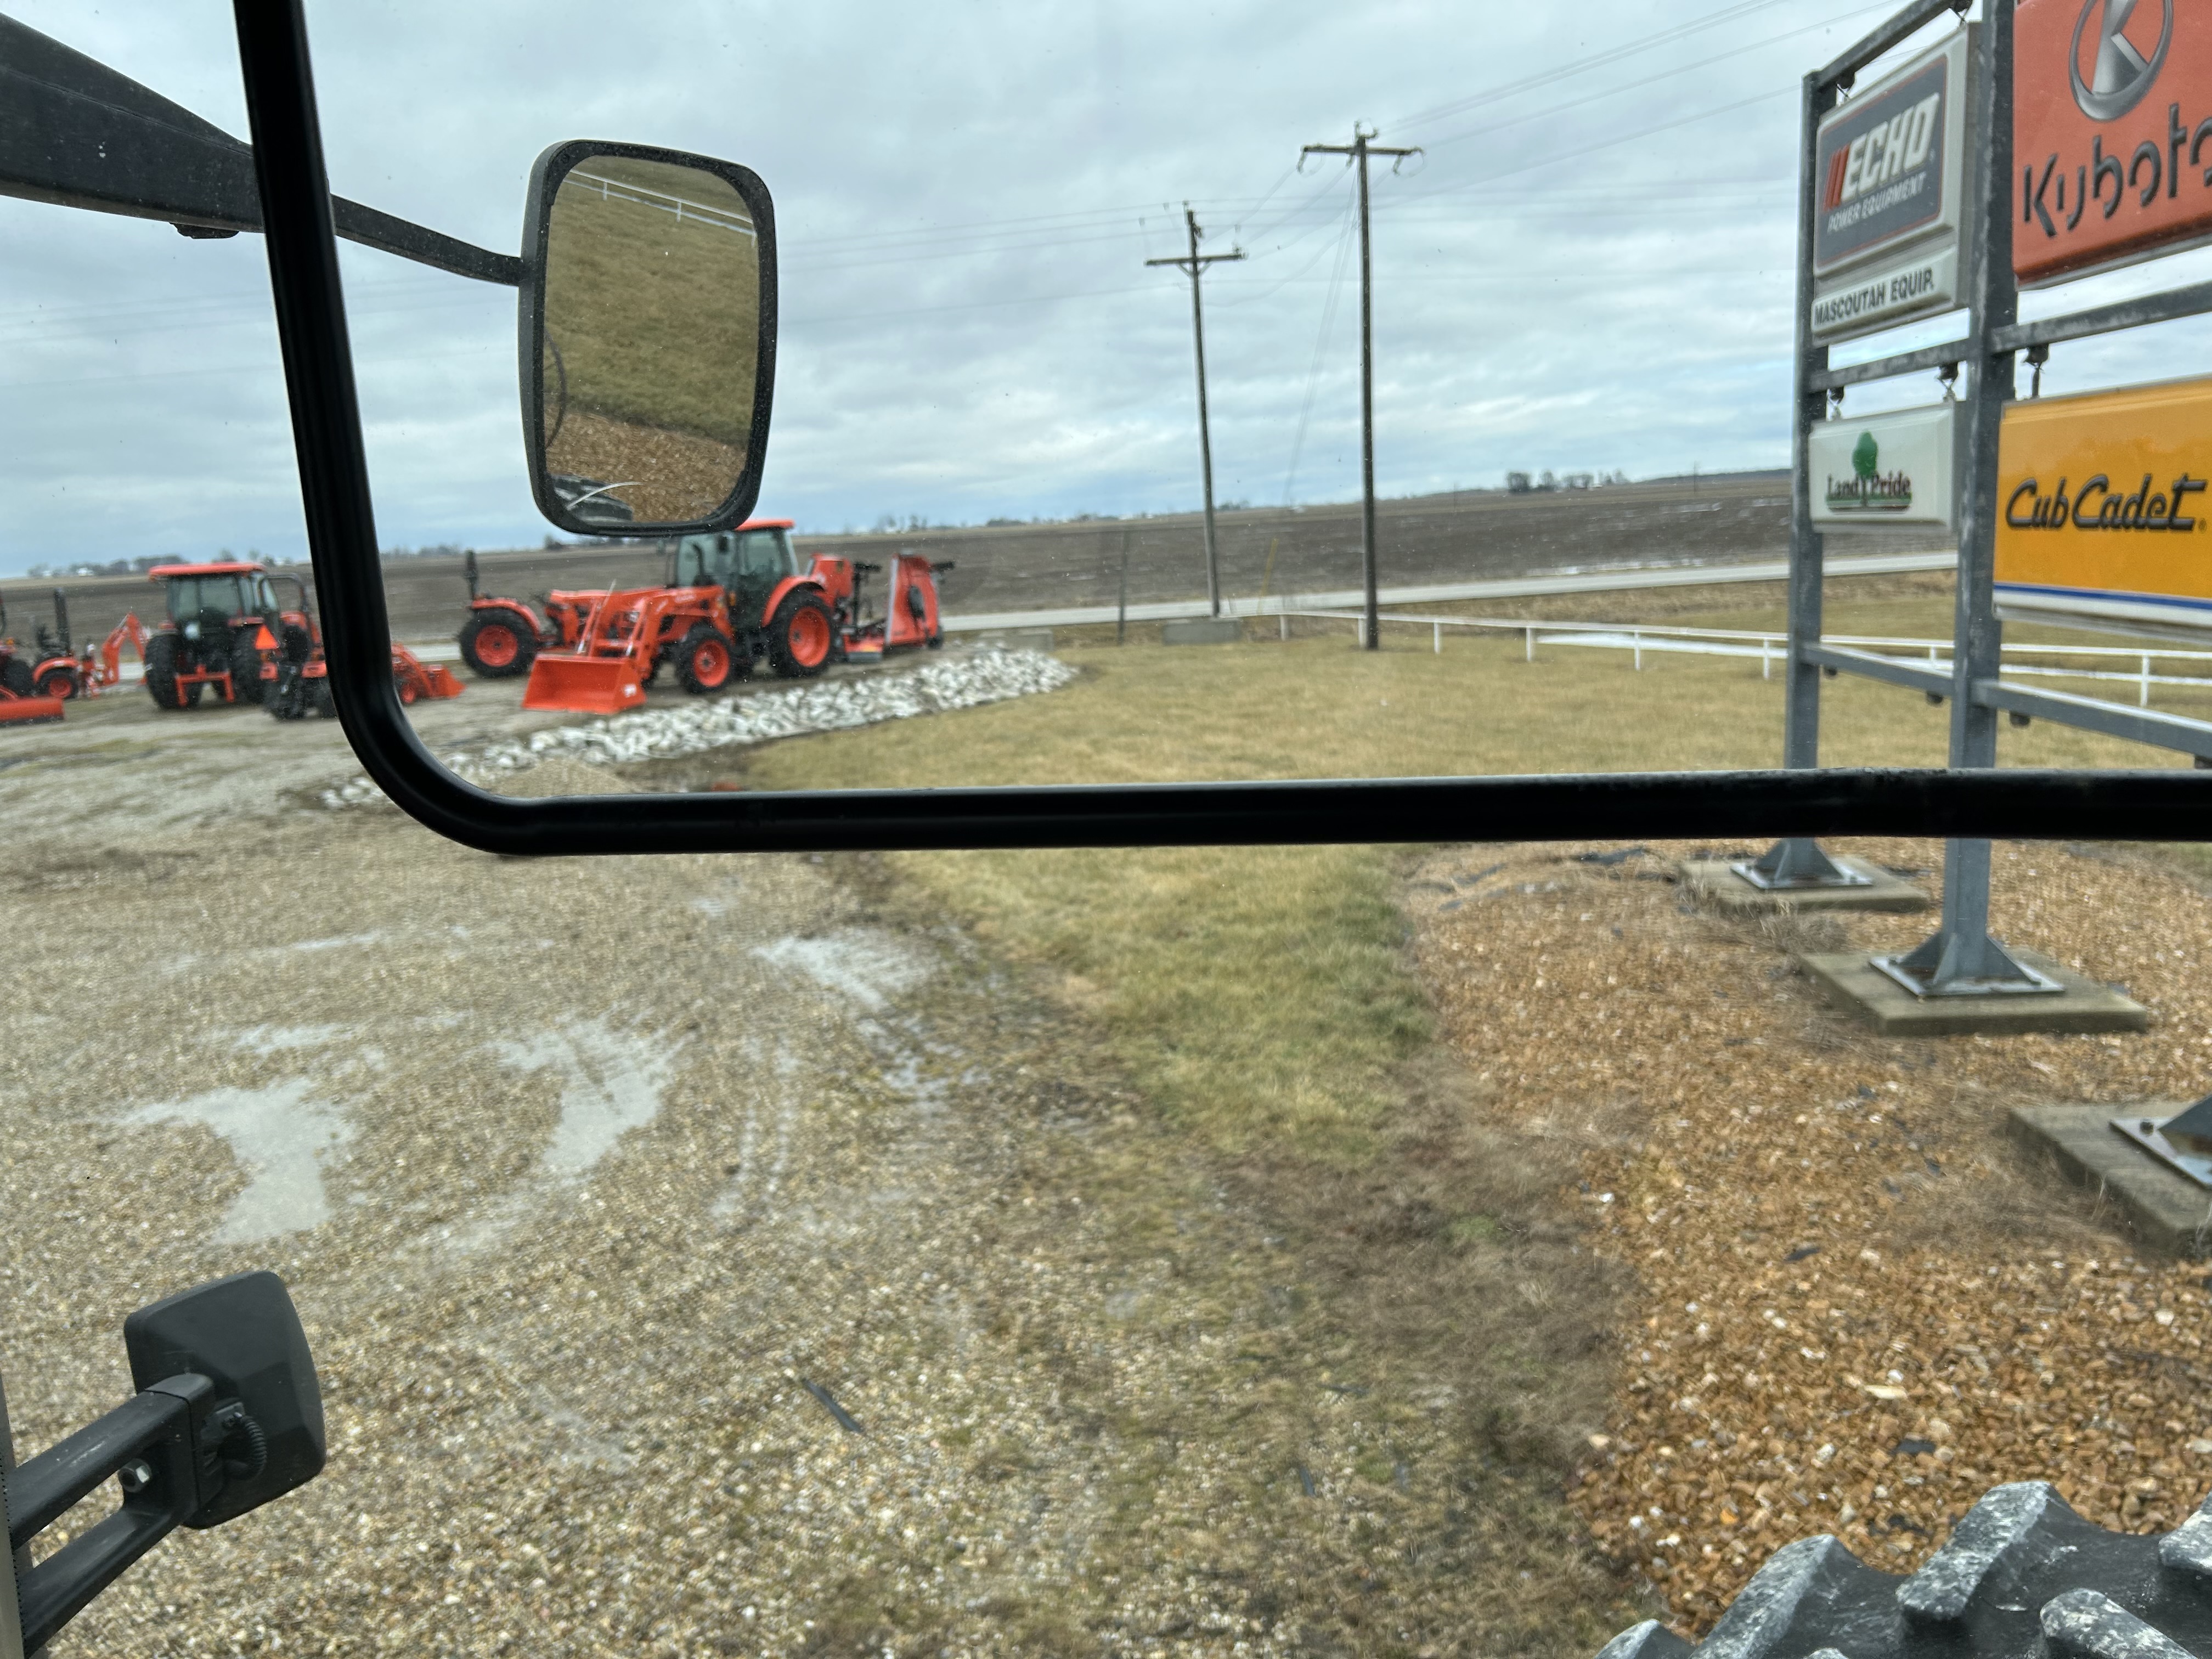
1996 376 2212 638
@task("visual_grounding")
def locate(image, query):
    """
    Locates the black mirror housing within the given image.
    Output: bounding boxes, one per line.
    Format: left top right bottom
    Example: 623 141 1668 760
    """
517 139 777 538
123 1271 325 1528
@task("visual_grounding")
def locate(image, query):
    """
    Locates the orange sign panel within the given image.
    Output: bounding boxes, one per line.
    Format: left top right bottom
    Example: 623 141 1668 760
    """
1996 375 2212 637
2016 0 2212 285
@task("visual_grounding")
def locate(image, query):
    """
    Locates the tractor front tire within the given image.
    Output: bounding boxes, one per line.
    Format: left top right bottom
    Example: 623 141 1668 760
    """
459 611 537 679
34 665 78 699
673 625 737 695
1591 1481 2212 1659
766 592 834 679
143 634 187 709
1 658 35 698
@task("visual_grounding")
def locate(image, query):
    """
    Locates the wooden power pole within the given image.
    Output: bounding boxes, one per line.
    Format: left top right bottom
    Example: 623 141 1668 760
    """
1299 126 1418 650
1147 206 1243 618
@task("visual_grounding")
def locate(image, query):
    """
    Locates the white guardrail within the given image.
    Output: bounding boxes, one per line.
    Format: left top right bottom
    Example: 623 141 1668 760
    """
1290 609 2212 708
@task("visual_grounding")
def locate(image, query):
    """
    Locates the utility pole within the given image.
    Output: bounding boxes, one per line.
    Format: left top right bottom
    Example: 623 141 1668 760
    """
1300 126 1418 650
1147 206 1243 618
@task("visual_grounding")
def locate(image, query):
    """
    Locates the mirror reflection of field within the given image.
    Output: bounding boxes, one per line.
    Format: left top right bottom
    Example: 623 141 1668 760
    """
541 154 758 520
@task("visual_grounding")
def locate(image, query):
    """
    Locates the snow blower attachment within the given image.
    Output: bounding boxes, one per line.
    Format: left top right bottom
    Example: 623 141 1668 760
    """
3 1270 325 1652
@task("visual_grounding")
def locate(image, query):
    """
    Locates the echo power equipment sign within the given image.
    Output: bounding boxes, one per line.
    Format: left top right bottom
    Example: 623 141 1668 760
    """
1809 29 1972 341
2016 0 2212 285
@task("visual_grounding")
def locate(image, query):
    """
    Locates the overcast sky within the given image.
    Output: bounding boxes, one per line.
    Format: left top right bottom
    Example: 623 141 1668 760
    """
7 0 2212 574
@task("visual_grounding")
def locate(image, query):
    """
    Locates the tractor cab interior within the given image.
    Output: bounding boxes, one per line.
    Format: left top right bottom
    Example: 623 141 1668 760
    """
163 574 249 624
669 526 796 591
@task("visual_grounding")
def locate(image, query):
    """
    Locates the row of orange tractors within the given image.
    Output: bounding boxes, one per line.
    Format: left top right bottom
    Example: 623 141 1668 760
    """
457 520 946 715
0 520 945 726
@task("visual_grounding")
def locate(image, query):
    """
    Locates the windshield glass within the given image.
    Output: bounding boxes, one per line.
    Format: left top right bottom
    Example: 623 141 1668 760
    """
164 575 245 620
8 5 2212 1659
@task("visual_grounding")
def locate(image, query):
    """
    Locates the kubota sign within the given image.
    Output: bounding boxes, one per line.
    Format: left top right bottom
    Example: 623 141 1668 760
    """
1809 29 1972 341
1995 375 2212 639
2015 0 2212 285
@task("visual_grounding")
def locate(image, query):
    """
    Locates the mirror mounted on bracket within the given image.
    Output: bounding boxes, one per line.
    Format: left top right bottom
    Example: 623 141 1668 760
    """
3 1272 324 1653
518 141 777 538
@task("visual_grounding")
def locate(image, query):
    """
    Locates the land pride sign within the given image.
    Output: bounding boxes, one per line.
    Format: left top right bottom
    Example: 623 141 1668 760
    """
2016 0 2212 285
1810 28 1973 341
1809 403 1959 529
1995 375 2212 637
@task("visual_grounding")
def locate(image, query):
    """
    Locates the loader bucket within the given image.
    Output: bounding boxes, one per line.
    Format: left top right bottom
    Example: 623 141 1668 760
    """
417 662 466 700
522 653 645 715
0 695 66 726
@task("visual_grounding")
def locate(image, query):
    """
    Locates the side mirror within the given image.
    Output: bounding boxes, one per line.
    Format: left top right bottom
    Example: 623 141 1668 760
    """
517 140 776 536
123 1269 326 1528
4 1272 324 1651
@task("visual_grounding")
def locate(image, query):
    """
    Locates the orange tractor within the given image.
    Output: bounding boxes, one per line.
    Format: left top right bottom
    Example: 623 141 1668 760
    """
5 589 152 702
456 520 947 715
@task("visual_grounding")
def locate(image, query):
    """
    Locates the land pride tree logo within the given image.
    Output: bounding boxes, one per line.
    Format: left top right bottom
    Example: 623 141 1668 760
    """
1825 430 1914 513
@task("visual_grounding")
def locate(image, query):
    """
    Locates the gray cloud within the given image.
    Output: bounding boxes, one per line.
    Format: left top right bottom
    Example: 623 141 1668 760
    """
7 0 2212 577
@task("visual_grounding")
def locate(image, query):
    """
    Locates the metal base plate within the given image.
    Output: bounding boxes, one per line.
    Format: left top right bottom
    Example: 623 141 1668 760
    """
1729 858 1874 891
2111 1113 2212 1190
1867 952 2066 999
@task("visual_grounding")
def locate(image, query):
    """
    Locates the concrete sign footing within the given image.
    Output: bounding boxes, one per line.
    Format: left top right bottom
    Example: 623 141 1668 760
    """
2008 1105 2212 1257
1799 947 2148 1036
1161 618 1240 646
1680 856 1931 914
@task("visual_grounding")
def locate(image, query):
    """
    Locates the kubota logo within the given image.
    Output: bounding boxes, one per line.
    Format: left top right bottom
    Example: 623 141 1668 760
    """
2072 0 2173 122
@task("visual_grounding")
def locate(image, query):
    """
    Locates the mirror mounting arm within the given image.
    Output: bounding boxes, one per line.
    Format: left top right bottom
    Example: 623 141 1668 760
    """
8 1377 212 1652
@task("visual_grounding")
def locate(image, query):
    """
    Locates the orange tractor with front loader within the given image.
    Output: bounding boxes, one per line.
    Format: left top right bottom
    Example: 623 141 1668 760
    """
455 519 947 715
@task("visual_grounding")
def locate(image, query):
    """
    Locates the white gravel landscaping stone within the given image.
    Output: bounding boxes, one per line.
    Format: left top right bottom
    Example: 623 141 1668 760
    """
319 647 1075 809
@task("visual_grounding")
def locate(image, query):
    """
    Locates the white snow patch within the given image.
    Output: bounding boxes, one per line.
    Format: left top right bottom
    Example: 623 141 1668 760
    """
492 1018 678 1178
754 929 934 1014
230 1024 347 1056
125 1081 354 1243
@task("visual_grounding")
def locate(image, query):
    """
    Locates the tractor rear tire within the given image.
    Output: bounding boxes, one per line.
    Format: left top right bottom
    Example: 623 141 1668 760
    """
1 658 34 698
34 665 78 699
459 610 537 678
673 625 737 695
1590 1481 2212 1659
229 634 267 704
766 592 834 679
143 633 187 709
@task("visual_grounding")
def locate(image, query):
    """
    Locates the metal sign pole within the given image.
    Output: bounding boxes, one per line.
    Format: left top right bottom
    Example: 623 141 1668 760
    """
1746 66 1865 893
1876 0 2058 997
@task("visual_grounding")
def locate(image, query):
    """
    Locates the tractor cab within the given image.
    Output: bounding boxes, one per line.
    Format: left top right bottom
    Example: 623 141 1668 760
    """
669 519 802 624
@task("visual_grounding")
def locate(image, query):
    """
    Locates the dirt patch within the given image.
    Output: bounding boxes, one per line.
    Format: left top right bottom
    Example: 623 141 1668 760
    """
1409 838 2212 1639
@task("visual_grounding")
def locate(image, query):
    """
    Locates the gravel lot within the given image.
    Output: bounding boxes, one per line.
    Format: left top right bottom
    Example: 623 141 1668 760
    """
1408 839 2212 1639
0 663 1605 1659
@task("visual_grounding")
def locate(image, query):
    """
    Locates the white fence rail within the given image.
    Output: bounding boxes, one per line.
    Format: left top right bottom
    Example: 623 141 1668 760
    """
1283 610 2212 708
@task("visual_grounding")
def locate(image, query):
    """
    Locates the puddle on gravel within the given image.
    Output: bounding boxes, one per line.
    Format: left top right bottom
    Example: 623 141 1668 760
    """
123 1080 354 1242
754 928 935 1013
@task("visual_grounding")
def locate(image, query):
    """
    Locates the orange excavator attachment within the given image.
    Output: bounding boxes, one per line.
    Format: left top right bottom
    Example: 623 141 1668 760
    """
522 653 645 715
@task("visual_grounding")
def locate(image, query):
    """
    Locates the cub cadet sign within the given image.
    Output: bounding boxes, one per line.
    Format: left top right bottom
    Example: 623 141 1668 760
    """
1995 375 2212 637
2016 0 2212 285
1809 403 1957 529
1810 28 1972 342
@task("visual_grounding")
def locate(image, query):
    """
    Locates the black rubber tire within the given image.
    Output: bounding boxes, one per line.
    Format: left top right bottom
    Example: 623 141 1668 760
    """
280 621 313 664
143 633 187 709
1592 1481 2212 1659
673 624 738 695
313 676 337 719
1 657 33 698
765 592 835 680
34 665 78 700
264 664 301 719
229 631 267 704
458 610 538 679
926 632 945 650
